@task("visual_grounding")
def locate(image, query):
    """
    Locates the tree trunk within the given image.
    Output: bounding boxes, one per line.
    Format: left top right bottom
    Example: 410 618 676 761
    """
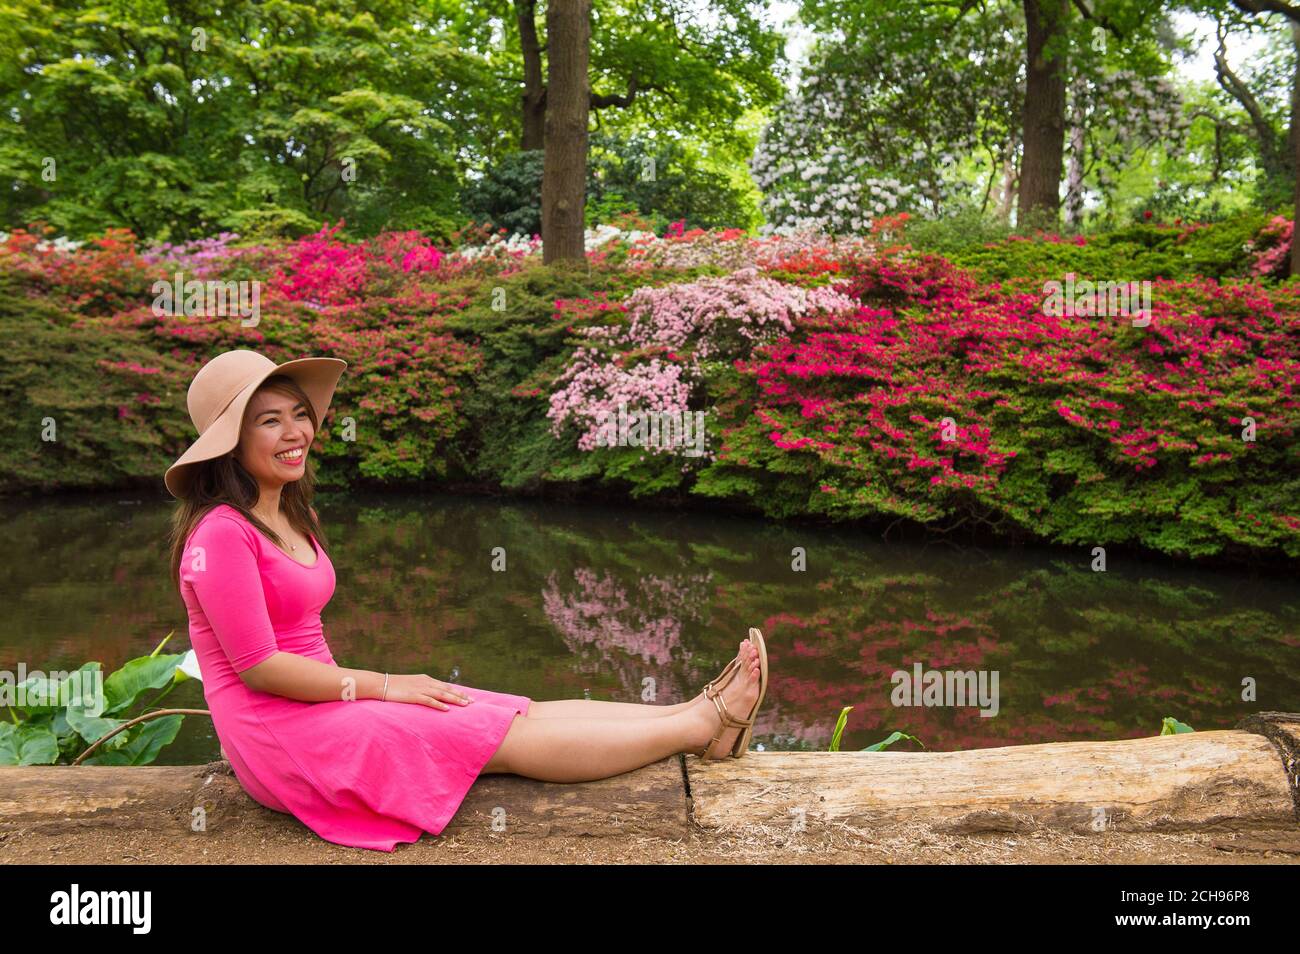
542 0 590 264
516 0 546 151
5 716 1297 842
0 758 690 839
996 150 1018 224
1064 77 1086 227
1018 0 1069 224
689 726 1299 834
1291 22 1300 277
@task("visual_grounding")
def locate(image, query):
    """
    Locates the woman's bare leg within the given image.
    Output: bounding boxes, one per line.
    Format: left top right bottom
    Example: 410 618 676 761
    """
480 639 761 782
525 698 696 719
525 645 751 719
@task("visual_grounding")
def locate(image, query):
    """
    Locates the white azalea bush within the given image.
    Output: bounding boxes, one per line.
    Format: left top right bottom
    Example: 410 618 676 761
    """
751 2 1186 234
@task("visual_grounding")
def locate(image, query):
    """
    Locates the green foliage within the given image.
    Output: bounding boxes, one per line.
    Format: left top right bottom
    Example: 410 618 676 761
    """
0 0 783 242
0 271 195 494
929 213 1273 284
829 705 853 751
900 209 1017 255
461 134 759 238
587 132 759 232
0 0 475 242
460 150 549 238
0 632 191 765
828 706 928 752
862 730 926 752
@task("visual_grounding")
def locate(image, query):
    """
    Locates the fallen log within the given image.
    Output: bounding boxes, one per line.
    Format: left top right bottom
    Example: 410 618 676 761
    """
0 714 1295 843
688 724 1298 835
0 758 690 840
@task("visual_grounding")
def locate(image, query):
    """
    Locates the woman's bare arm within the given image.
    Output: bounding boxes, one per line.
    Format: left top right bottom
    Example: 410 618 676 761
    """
239 652 473 709
241 651 386 702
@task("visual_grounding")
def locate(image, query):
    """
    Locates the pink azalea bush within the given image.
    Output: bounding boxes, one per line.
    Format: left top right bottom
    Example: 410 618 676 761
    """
693 253 1300 557
622 227 878 273
140 232 250 274
3 218 1297 560
547 267 857 454
1247 215 1292 277
272 223 447 307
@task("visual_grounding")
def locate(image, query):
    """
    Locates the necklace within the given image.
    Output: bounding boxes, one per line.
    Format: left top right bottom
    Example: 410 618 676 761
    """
253 508 298 549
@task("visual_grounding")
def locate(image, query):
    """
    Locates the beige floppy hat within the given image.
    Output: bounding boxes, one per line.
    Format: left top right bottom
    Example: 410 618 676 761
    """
164 349 347 499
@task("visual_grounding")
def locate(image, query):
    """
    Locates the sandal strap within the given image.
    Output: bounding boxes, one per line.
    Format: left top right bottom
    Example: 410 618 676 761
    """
703 655 742 697
701 683 755 758
708 690 754 729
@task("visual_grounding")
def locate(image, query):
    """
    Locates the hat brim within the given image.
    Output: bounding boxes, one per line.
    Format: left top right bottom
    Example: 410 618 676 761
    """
165 357 347 498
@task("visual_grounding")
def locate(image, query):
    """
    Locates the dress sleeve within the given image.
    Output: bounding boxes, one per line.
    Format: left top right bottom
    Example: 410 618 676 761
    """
182 515 280 673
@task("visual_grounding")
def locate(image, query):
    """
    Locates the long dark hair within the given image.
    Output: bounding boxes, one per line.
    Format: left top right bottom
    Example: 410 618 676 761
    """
168 373 329 587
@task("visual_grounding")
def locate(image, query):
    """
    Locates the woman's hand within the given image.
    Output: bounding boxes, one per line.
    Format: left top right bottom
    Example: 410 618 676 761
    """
382 674 474 710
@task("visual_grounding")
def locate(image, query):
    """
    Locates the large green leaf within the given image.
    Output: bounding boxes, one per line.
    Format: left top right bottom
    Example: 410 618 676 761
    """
0 721 60 765
81 715 184 766
63 702 131 752
103 653 185 715
8 662 102 716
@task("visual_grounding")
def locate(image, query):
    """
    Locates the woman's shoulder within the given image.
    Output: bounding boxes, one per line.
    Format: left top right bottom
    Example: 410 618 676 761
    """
188 504 259 547
179 505 264 587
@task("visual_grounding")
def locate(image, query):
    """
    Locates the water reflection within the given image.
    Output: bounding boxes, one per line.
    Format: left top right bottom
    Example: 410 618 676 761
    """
1 491 1295 763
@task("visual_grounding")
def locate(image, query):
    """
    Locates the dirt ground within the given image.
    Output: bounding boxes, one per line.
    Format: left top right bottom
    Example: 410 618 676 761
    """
3 810 1299 865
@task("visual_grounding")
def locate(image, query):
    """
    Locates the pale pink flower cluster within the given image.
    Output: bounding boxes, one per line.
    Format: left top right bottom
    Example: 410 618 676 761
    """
547 268 857 453
540 567 712 669
625 229 877 271
619 266 856 356
548 357 694 452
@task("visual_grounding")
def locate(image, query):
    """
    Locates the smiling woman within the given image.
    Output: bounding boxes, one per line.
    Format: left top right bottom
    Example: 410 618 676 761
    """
236 387 315 550
160 348 770 853
164 350 343 578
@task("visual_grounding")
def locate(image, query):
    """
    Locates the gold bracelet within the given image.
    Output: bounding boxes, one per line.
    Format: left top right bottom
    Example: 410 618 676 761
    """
381 672 389 702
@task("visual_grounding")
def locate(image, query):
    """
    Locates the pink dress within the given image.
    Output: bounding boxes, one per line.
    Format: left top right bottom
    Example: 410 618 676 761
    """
179 503 532 852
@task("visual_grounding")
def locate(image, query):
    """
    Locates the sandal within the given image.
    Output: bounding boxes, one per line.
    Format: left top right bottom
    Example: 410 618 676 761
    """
696 627 769 761
734 627 769 757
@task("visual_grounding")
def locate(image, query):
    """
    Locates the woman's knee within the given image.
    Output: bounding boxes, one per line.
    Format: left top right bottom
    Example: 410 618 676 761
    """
479 713 524 775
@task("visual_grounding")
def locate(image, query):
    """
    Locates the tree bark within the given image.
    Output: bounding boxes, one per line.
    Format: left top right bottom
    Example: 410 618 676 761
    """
4 720 1296 841
996 150 1018 224
1291 22 1300 276
1064 77 1087 226
1215 25 1287 185
1214 3 1300 275
516 0 546 151
542 0 590 264
689 728 1298 834
0 758 689 839
1018 0 1069 223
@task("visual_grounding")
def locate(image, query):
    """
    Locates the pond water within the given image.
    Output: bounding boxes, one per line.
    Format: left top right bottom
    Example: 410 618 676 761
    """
2 492 1297 763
